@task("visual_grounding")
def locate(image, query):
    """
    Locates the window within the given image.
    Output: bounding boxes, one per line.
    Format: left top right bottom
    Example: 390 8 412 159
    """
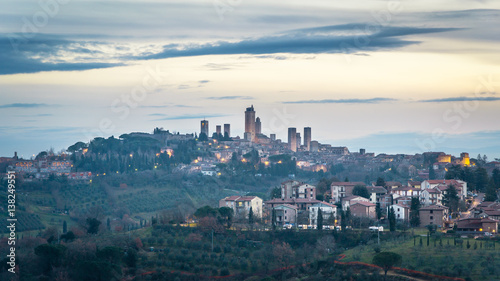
430 216 433 220
430 210 433 214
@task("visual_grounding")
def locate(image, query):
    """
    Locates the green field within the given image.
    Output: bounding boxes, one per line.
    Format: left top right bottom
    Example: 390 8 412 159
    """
343 230 500 280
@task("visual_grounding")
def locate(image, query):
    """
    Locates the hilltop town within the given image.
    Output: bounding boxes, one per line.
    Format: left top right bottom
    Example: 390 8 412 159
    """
1 105 499 280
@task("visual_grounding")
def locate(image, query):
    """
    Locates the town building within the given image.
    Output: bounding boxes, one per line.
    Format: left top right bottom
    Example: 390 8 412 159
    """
288 127 297 152
419 205 449 227
330 181 366 203
309 202 337 226
219 196 263 218
350 201 376 219
273 204 298 226
303 127 311 151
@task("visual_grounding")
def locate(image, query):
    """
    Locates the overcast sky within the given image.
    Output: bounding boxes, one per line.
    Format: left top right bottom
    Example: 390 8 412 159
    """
1 0 499 159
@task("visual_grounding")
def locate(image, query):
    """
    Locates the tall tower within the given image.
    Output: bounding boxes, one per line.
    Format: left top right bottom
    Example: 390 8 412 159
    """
224 124 230 138
304 127 311 151
244 105 256 141
200 120 209 137
255 117 262 135
296 133 301 150
216 125 222 135
288 127 297 152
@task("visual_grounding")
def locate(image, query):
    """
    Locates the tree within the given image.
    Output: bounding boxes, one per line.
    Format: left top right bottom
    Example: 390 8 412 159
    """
493 168 500 187
271 208 277 230
376 202 382 220
345 207 351 227
376 177 386 188
388 207 396 232
317 208 323 231
353 185 370 199
270 187 281 199
63 220 67 234
475 167 489 192
443 184 460 213
86 218 101 234
248 207 254 224
410 197 421 227
218 207 234 228
340 210 346 232
372 252 402 280
484 179 498 202
194 206 218 218
429 165 436 180
273 242 295 269
35 244 67 274
198 132 208 141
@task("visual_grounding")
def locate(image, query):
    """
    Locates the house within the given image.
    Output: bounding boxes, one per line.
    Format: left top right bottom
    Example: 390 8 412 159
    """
390 204 410 221
420 188 442 206
281 180 302 199
273 204 298 226
385 181 403 190
350 201 376 219
421 180 467 200
407 181 422 189
436 184 464 199
393 196 412 206
419 205 449 227
280 181 317 200
392 186 421 198
456 218 498 234
309 202 337 226
330 182 365 203
341 195 369 211
264 198 321 212
471 202 500 220
366 186 387 204
219 196 263 218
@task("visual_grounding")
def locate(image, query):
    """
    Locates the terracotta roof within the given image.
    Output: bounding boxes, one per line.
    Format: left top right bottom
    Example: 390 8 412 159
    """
420 204 448 211
264 198 321 204
343 195 368 202
330 181 365 186
223 196 259 202
274 204 298 210
386 181 402 186
312 202 337 208
367 187 387 193
351 201 376 207
392 204 409 209
425 188 442 194
457 218 499 229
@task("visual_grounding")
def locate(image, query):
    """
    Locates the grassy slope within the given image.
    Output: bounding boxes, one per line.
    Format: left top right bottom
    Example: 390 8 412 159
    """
343 229 500 280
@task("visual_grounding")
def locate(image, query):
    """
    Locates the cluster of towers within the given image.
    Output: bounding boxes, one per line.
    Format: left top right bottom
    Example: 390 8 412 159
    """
200 120 230 138
288 127 311 152
199 105 313 152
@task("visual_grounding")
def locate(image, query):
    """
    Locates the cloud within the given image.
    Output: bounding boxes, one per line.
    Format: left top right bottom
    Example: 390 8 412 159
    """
138 24 459 60
283 98 397 104
206 96 254 100
0 34 123 75
0 103 57 108
420 96 500 102
0 24 460 75
154 114 231 120
140 104 195 108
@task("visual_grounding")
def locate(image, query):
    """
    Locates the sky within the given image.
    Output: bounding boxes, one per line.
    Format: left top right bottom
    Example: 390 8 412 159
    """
1 0 500 159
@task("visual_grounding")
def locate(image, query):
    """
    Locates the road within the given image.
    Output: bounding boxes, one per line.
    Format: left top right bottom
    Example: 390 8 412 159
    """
462 192 484 218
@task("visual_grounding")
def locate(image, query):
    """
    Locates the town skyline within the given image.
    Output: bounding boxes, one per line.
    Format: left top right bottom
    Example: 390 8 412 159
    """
1 1 500 159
